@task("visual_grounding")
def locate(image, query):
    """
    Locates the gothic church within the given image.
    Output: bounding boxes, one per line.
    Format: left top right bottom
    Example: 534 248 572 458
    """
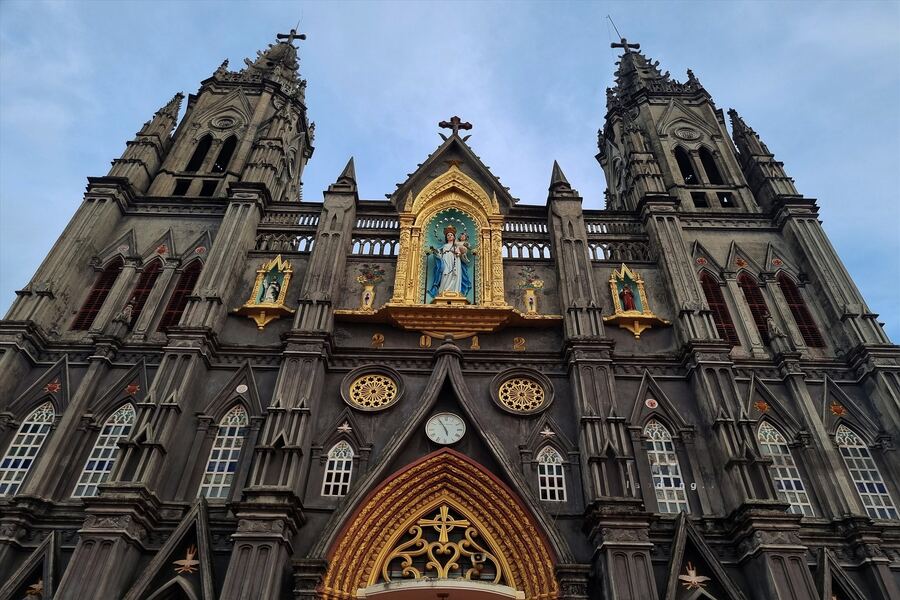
0 29 898 600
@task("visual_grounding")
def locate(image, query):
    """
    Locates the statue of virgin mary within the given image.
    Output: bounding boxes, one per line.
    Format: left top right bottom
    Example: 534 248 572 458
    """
429 225 471 299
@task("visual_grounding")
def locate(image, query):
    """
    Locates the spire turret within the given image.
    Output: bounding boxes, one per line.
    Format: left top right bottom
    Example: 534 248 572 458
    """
727 108 800 209
548 160 577 197
329 157 357 193
108 92 184 192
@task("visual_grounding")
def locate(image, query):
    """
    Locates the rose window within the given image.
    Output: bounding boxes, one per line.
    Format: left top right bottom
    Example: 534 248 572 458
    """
498 377 545 412
348 374 398 409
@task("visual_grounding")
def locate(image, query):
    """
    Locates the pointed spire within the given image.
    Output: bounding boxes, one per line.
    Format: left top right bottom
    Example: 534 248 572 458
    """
728 108 769 155
548 161 578 197
608 40 703 109
139 92 183 136
328 157 357 193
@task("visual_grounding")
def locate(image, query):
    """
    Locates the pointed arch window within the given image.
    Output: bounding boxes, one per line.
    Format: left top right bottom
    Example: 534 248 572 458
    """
699 271 739 346
644 419 690 513
777 274 825 347
674 147 699 185
185 134 213 172
158 261 202 331
737 272 770 344
835 425 897 519
211 136 237 173
73 404 135 497
757 421 814 516
322 441 354 497
698 147 724 185
71 258 124 330
198 405 249 499
127 260 163 324
536 446 566 502
0 402 55 496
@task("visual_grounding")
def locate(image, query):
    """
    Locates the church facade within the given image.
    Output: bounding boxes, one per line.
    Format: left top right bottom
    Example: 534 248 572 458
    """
0 30 898 600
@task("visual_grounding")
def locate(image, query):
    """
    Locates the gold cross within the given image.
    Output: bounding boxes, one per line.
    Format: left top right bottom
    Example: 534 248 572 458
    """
418 505 470 543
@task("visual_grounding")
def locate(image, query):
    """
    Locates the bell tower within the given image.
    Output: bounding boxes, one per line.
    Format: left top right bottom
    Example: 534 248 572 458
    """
145 28 314 203
598 38 757 213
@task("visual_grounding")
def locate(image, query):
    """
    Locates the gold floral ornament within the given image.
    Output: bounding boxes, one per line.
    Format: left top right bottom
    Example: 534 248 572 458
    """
233 254 295 329
357 263 386 311
602 263 670 339
349 374 398 409
498 378 545 412
381 504 508 585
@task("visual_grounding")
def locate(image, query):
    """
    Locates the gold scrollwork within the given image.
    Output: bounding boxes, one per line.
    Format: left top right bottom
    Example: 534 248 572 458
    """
381 504 506 584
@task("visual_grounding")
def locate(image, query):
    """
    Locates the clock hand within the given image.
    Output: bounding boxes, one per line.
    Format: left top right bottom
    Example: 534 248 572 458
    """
440 421 449 436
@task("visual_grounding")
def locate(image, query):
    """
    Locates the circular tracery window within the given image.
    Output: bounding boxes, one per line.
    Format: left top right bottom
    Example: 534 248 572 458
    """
498 378 545 412
348 374 398 409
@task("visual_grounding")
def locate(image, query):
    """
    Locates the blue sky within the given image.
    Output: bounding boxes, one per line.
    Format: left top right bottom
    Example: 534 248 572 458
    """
1 0 898 340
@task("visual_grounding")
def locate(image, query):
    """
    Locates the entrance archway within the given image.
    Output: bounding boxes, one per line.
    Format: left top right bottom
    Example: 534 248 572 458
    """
322 449 558 600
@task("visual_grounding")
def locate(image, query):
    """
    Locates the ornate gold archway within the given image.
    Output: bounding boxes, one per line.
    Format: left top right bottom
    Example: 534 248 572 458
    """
322 449 559 600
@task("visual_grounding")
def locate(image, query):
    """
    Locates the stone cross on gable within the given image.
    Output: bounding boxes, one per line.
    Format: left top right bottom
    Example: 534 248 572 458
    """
439 116 473 137
277 28 307 46
611 38 640 53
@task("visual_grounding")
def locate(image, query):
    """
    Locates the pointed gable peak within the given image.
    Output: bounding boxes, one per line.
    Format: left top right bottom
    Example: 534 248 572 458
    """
390 121 516 209
328 157 357 193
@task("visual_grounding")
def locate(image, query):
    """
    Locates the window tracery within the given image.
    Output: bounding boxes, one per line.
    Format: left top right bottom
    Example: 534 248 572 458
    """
644 419 689 513
0 402 55 496
536 446 566 501
322 440 354 497
835 425 897 519
757 421 813 516
198 405 248 499
73 404 135 497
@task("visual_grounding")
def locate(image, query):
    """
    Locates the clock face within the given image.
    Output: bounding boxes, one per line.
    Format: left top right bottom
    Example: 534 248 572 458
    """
425 412 466 445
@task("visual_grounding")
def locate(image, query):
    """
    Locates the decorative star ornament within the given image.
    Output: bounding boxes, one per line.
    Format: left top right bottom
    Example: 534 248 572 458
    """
753 400 770 413
539 426 555 438
337 421 353 434
830 402 847 416
44 380 61 394
173 544 200 574
678 561 710 590
126 382 141 395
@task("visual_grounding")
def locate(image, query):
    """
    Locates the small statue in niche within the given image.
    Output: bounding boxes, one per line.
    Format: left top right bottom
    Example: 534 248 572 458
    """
357 263 385 311
603 263 670 339
262 275 281 303
516 265 544 315
619 282 637 312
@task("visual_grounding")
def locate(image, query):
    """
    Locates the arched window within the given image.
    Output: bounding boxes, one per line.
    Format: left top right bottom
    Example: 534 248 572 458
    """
158 261 202 331
777 274 824 347
698 147 724 185
835 425 897 519
699 271 739 346
644 419 689 513
127 260 163 324
757 421 813 516
536 446 566 502
322 441 354 497
185 134 213 172
71 258 124 330
737 272 770 344
0 402 55 496
73 404 135 497
673 147 698 185
211 136 237 173
198 405 249 499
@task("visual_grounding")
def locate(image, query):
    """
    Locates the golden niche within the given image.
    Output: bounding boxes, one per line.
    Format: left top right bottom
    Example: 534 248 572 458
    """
348 374 398 409
233 255 295 329
498 378 545 413
602 263 670 339
334 164 561 338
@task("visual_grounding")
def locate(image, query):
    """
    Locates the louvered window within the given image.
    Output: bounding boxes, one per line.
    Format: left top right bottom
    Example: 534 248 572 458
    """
699 272 739 346
158 261 202 331
128 260 163 324
835 425 897 519
777 274 825 347
71 258 124 330
322 441 354 497
198 405 249 499
757 421 814 516
644 420 690 513
536 446 566 502
737 272 770 344
0 402 55 496
73 404 135 497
